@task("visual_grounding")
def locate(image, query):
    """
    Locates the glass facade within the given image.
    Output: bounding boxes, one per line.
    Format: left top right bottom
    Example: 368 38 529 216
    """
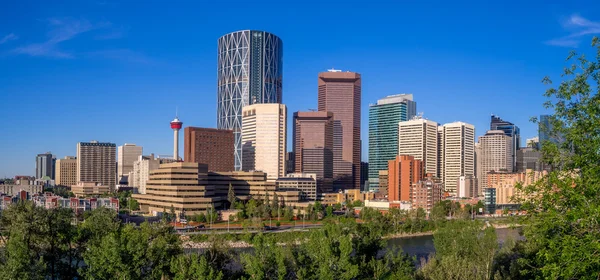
217 30 283 171
367 95 416 192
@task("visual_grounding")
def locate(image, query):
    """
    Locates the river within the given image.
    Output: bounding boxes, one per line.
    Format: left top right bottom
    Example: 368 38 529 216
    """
387 227 522 261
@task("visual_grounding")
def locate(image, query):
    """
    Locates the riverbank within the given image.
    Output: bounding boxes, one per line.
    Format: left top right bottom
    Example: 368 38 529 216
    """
181 223 522 249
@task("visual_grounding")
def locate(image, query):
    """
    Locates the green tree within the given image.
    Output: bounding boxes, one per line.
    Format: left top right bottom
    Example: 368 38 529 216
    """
129 198 140 211
227 183 236 210
325 205 333 217
170 254 224 280
284 206 294 221
419 220 498 280
515 37 600 279
247 199 258 218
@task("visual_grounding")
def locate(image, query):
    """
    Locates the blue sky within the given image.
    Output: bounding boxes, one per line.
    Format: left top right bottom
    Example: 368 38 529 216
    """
1 0 599 177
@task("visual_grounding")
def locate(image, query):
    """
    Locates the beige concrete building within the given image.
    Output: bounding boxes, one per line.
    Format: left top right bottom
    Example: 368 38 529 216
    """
487 169 546 205
439 122 475 195
276 173 317 201
241 104 287 181
55 156 77 187
77 141 117 191
398 118 438 177
117 143 143 183
133 162 224 217
457 175 478 198
477 130 513 189
71 182 110 197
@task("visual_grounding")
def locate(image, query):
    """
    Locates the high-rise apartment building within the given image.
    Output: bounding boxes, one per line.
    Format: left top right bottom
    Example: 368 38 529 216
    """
241 104 287 181
388 155 424 203
477 130 513 189
77 141 117 190
117 143 142 184
129 154 167 194
318 70 361 190
55 156 77 187
398 118 438 177
184 127 234 172
217 30 283 171
36 152 55 179
368 94 416 191
293 111 334 193
490 115 520 171
438 122 475 195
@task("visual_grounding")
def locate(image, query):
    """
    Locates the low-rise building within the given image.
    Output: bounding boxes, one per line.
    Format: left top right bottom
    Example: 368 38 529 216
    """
71 182 110 197
32 193 119 214
277 173 318 201
411 175 443 213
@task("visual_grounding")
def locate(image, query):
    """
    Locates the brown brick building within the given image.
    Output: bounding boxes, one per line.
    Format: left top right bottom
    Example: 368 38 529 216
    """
293 111 334 193
184 127 234 172
317 70 361 190
388 155 424 202
412 175 443 213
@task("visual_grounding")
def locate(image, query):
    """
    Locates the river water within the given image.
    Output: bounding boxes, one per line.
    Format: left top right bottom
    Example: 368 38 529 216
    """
387 227 522 261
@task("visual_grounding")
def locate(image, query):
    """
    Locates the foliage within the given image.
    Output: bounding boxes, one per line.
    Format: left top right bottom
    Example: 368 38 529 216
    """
227 183 236 210
515 36 600 279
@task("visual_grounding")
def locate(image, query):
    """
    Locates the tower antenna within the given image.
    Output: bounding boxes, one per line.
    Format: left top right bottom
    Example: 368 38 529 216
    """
176 106 178 118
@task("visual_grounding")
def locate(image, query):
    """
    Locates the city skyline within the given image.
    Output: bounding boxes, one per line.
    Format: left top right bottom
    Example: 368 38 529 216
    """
1 2 599 176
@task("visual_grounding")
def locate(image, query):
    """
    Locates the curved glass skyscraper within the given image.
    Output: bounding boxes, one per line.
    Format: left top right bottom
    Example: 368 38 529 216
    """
217 30 283 171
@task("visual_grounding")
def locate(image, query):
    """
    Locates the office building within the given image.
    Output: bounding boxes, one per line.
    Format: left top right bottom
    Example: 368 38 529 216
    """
516 147 544 172
276 173 317 201
77 141 117 191
293 111 334 193
438 122 475 195
378 170 389 198
184 127 234 172
487 169 546 205
398 118 438 177
71 182 110 197
217 30 283 171
490 115 520 171
117 143 142 184
526 137 540 149
388 155 424 203
412 174 443 213
55 156 77 187
36 152 55 179
241 104 287 181
318 70 361 190
367 94 416 191
360 162 369 191
285 152 295 174
133 162 223 218
457 175 478 198
477 130 513 189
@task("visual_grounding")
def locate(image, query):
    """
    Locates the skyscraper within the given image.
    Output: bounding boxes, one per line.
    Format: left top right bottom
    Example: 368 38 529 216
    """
77 141 117 190
217 30 283 171
117 143 142 184
184 127 234 172
398 118 439 177
368 94 416 191
318 70 361 190
477 130 513 189
293 111 334 193
241 104 287 181
490 115 520 171
55 156 77 187
36 152 54 179
438 122 475 195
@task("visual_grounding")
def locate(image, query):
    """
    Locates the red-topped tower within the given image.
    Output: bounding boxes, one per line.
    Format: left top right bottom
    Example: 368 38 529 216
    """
170 116 183 161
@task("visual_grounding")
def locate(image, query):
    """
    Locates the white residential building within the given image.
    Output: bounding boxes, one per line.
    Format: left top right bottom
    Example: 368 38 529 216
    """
438 122 475 195
241 104 287 181
398 118 438 177
129 154 162 194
